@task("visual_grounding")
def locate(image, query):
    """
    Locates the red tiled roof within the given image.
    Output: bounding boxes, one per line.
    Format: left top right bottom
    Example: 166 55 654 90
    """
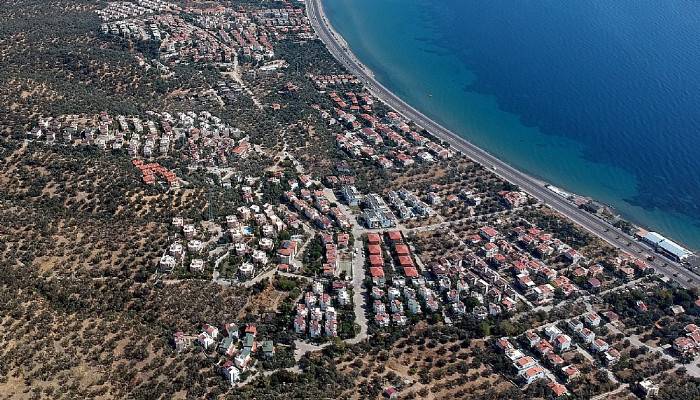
369 255 384 267
480 227 498 237
516 356 535 368
398 256 413 267
387 230 403 242
368 244 382 255
549 382 568 397
245 324 257 335
394 244 409 256
278 248 293 256
403 267 419 278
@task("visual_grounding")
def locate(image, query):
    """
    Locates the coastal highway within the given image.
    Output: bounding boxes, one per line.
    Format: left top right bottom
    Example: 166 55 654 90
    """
306 0 700 288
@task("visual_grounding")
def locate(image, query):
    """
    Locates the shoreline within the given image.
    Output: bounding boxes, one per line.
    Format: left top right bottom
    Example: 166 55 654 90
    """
306 0 700 288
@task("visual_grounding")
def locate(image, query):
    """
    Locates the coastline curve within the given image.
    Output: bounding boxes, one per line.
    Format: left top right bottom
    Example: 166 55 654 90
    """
306 0 700 288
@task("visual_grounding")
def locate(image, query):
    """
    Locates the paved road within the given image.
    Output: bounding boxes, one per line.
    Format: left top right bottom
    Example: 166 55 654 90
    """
212 247 231 284
306 0 700 289
346 227 369 344
530 276 647 315
293 340 330 361
331 193 370 344
404 208 520 234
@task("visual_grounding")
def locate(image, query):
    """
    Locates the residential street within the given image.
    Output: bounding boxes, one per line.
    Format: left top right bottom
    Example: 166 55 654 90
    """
333 194 369 344
306 0 700 289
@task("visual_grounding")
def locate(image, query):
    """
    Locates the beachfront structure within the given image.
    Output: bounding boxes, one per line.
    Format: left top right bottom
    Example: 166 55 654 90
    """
640 231 692 262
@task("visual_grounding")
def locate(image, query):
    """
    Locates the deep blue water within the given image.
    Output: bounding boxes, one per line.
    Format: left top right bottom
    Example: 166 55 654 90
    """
323 0 700 249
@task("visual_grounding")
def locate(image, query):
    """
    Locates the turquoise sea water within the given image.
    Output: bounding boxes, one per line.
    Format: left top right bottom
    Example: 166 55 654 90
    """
323 0 700 250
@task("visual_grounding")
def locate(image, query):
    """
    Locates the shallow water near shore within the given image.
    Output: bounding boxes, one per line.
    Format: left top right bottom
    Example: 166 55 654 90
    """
323 0 700 249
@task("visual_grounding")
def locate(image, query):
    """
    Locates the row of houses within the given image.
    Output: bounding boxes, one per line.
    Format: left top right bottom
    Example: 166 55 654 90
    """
502 223 653 301
166 207 292 279
498 190 529 208
386 189 433 221
160 239 208 272
325 90 453 171
555 317 621 366
495 337 569 397
294 280 349 338
673 323 700 357
29 110 247 170
99 2 284 67
283 187 352 231
97 0 180 22
365 231 514 327
509 224 585 265
367 232 412 327
132 159 178 187
364 223 526 326
251 7 312 38
359 193 396 229
222 213 266 276
318 232 350 277
463 222 608 307
226 204 298 280
309 73 361 89
459 226 569 306
161 219 210 273
173 323 274 385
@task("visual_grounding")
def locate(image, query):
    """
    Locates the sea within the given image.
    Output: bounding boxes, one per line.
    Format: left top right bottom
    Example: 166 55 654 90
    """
323 0 700 250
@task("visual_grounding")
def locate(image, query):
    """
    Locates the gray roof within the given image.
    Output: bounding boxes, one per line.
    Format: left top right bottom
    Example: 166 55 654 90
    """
657 239 691 260
642 231 666 245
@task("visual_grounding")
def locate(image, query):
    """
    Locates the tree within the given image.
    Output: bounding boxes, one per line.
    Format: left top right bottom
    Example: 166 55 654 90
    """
479 321 492 337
